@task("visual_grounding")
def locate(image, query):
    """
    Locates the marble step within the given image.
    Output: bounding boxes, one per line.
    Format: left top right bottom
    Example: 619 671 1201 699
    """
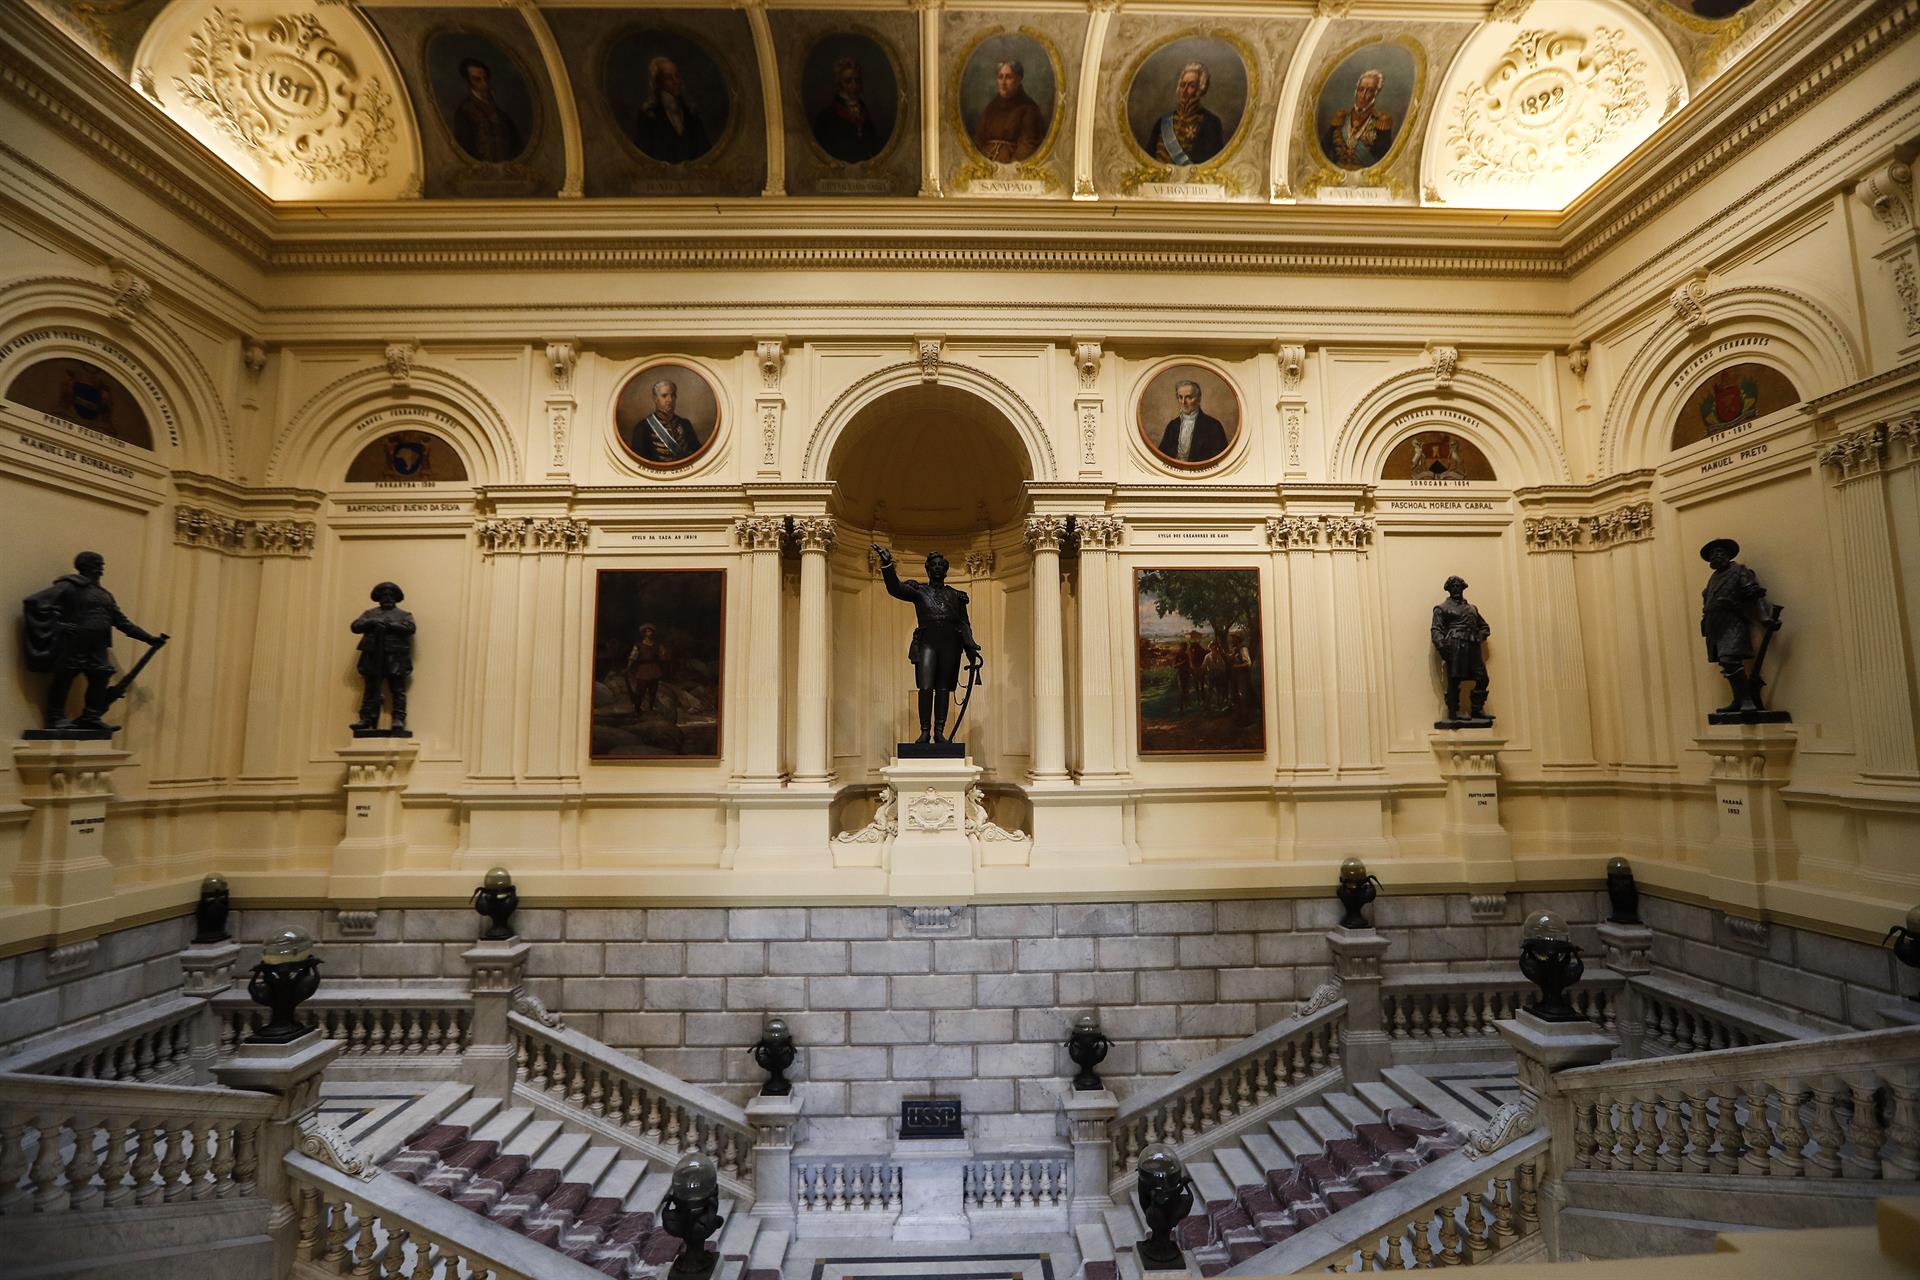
1322 1091 1380 1128
594 1157 652 1206
745 1226 789 1280
628 1168 675 1213
563 1143 621 1193
1211 1146 1265 1195
1237 1132 1291 1177
474 1106 540 1146
716 1201 762 1259
1267 1119 1320 1162
1077 1220 1118 1280
1351 1081 1415 1118
357 1081 477 1163
1294 1105 1350 1146
1379 1067 1488 1128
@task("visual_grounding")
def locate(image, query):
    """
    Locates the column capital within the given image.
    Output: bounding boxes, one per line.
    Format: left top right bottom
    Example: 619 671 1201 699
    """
792 514 837 552
1024 513 1069 551
1265 514 1317 549
735 514 787 551
1522 516 1583 553
1075 514 1124 549
1819 421 1889 482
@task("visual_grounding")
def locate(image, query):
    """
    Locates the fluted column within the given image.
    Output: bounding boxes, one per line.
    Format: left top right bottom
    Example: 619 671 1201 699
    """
736 516 788 781
792 516 836 783
1821 423 1920 781
1326 516 1381 772
1519 513 1598 769
1026 514 1070 781
1074 515 1123 780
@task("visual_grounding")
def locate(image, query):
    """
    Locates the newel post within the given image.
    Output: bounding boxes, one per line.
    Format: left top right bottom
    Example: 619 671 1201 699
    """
1326 926 1391 1084
1489 1014 1614 1261
463 937 532 1100
746 1092 804 1223
213 1030 343 1279
1061 1087 1119 1224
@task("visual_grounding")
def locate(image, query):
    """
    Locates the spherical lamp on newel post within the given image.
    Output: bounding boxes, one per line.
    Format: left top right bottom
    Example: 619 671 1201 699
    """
193 873 231 944
1066 1010 1113 1091
1135 1143 1195 1271
1886 906 1920 1001
660 1152 724 1280
1605 857 1640 925
1336 857 1381 930
246 927 323 1043
1519 911 1585 1022
751 1015 796 1096
470 866 518 941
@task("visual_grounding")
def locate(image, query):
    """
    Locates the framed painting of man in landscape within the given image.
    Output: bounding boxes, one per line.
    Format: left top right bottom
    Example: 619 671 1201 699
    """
1135 567 1265 755
591 569 725 759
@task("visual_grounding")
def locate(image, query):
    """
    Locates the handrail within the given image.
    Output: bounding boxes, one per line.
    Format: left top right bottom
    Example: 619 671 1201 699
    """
1110 998 1348 1184
1382 969 1621 1041
1628 972 1842 1052
0 993 204 1081
0 1069 278 1117
215 985 473 1056
1557 1024 1920 1091
1224 1130 1549 1275
287 1152 612 1280
508 1011 754 1183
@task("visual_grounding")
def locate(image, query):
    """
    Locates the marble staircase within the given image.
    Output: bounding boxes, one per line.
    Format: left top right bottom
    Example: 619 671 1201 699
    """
376 1088 780 1280
1080 1064 1515 1277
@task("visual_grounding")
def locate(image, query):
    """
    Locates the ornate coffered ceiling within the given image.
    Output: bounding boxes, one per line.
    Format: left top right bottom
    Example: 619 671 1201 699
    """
26 0 1810 214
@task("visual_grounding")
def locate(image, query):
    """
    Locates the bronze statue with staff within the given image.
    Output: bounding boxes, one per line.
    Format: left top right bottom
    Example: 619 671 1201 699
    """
872 544 983 751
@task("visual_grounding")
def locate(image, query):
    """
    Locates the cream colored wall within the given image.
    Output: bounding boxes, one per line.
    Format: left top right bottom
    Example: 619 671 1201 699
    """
0 0 1915 956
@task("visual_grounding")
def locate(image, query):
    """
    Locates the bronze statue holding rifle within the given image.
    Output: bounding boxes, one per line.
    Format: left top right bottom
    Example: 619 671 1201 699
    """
1700 538 1789 724
21 551 169 738
873 544 983 752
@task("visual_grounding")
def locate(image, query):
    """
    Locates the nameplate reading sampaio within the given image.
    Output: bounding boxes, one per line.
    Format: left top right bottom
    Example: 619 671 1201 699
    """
899 1097 963 1139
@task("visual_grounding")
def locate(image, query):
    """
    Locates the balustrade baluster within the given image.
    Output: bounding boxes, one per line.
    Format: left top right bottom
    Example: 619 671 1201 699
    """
1806 1080 1844 1179
408 1236 437 1280
1463 1189 1489 1261
212 1121 237 1197
1884 1075 1920 1181
1739 1085 1775 1175
380 1224 408 1279
323 1193 351 1263
567 1059 588 1105
1518 1163 1539 1232
1310 1027 1328 1071
1842 1077 1885 1179
351 1204 380 1275
1289 1039 1307 1082
131 1119 161 1205
644 1096 663 1141
1444 994 1464 1038
296 1184 321 1257
667 1105 687 1150
1572 1100 1596 1170
187 1121 214 1198
1436 1200 1462 1264
1682 1088 1713 1174
1711 1086 1742 1174
1409 998 1428 1040
0 1121 31 1216
236 1121 259 1195
65 1114 102 1210
1589 1098 1617 1171
100 1114 134 1207
1497 990 1516 1021
160 1119 191 1201
1408 1215 1432 1267
371 1010 393 1056
1490 1176 1516 1246
587 1070 605 1116
1379 1232 1403 1270
1656 1091 1685 1172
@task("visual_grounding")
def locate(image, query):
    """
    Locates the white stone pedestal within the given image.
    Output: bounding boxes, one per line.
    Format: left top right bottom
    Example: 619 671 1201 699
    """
881 756 982 900
890 1134 972 1241
1326 927 1392 1083
328 739 419 902
1429 731 1513 888
10 740 131 938
1061 1088 1119 1225
747 1093 804 1224
213 1027 347 1279
180 940 242 1083
462 938 531 1100
1693 724 1797 916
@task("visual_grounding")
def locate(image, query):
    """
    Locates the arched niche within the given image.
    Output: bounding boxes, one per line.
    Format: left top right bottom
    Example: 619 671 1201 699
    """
1598 283 1858 475
343 430 471 485
270 364 519 488
1668 361 1800 452
1378 427 1498 484
827 381 1034 534
805 360 1055 483
4 355 155 450
1333 367 1567 486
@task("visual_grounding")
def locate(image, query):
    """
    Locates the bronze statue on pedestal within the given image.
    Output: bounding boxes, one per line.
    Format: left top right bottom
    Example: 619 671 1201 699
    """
873 544 983 754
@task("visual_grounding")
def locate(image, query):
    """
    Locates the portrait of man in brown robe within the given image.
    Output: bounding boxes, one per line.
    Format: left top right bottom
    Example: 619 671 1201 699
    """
973 59 1045 164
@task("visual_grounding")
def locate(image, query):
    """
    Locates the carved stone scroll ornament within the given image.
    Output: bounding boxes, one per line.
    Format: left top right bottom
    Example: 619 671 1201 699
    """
1298 979 1342 1015
1463 1098 1537 1158
836 787 898 844
1276 343 1306 392
384 341 416 387
965 785 1029 843
1074 341 1103 391
917 338 943 383
545 341 578 392
1429 345 1459 391
1671 273 1710 334
757 340 786 389
298 1121 377 1181
512 990 563 1028
108 265 152 325
171 9 396 188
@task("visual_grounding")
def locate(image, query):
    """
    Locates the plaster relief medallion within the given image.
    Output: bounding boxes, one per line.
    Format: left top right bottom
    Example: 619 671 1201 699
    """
345 430 468 485
1670 362 1799 451
606 27 732 167
426 30 535 166
1305 37 1426 196
614 362 721 471
146 6 405 198
801 30 905 172
906 788 957 832
950 27 1064 195
1384 431 1497 484
592 569 725 760
1119 32 1255 196
1433 23 1674 210
1135 567 1266 755
5 358 154 449
1136 362 1243 471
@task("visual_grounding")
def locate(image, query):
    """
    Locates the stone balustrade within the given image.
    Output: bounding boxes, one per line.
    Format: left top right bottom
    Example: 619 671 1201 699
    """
214 988 474 1058
509 1011 754 1183
1555 1025 1920 1180
1381 971 1622 1046
288 1150 611 1280
794 1157 903 1215
0 1072 276 1213
1629 972 1838 1056
1110 997 1347 1185
0 993 203 1083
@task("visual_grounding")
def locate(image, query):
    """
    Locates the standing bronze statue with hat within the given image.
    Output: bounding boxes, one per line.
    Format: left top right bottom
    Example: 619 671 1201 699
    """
1700 538 1787 723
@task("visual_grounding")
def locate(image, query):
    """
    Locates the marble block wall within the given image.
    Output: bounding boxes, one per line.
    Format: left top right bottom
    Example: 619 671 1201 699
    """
0 915 192 1054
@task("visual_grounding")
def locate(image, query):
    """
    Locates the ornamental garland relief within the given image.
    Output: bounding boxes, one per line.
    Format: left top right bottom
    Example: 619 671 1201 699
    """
1434 25 1670 209
137 5 415 200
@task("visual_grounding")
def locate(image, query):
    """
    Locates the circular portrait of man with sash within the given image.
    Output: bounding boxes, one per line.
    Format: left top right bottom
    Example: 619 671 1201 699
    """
614 363 722 470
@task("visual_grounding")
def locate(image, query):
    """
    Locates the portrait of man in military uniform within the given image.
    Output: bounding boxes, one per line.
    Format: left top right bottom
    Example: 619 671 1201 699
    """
1312 41 1419 175
874 545 983 746
614 364 720 469
1123 35 1249 173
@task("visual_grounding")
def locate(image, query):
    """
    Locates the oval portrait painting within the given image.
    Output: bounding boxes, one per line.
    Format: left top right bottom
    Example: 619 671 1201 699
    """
1124 35 1250 168
426 30 536 164
606 28 731 165
1313 40 1420 173
801 32 902 166
5 356 153 448
956 31 1058 166
615 364 721 469
1137 364 1242 469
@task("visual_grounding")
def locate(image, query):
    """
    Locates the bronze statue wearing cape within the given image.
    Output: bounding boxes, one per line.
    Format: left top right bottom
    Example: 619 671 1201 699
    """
873 544 983 752
21 550 169 738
